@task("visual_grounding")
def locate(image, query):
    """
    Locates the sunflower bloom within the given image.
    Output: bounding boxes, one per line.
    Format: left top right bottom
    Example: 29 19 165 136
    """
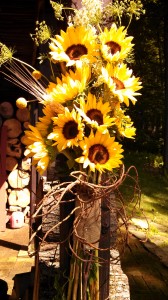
101 63 142 106
22 125 50 174
36 105 58 137
76 130 123 173
76 93 115 133
114 108 136 138
49 25 99 66
99 24 134 63
44 64 91 105
48 108 84 152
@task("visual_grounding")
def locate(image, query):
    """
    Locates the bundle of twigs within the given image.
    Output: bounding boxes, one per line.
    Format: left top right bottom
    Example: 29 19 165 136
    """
28 165 141 299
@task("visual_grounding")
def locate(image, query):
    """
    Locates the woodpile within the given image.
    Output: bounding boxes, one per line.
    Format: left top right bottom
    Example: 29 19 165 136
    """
0 101 31 216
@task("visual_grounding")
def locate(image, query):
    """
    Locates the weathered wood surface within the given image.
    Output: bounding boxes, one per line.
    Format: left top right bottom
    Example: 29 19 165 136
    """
6 138 22 158
8 188 30 207
8 169 30 188
37 189 61 300
6 156 18 171
3 119 22 138
41 192 60 240
16 107 30 122
0 126 7 231
0 102 14 118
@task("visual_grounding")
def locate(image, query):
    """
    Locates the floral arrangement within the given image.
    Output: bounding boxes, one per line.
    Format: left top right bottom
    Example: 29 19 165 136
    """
0 0 144 179
0 0 144 299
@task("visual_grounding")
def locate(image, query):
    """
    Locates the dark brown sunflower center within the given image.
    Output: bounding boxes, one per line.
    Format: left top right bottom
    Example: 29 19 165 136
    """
63 121 79 139
111 77 125 90
87 109 103 125
88 144 109 164
105 41 121 55
66 44 88 60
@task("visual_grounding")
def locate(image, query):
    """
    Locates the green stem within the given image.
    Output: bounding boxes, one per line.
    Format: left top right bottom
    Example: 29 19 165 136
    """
67 260 75 300
61 149 73 161
97 24 102 33
49 59 56 80
95 249 99 300
126 15 132 30
72 260 80 300
67 240 78 300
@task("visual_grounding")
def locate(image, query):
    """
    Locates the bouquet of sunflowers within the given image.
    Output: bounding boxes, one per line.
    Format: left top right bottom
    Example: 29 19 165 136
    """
0 0 144 298
0 0 144 179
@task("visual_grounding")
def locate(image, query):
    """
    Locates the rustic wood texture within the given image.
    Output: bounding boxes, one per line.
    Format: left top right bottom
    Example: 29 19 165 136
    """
16 108 30 122
3 119 22 138
8 188 30 207
6 156 18 171
0 99 31 215
0 102 14 118
42 193 60 240
8 169 30 188
0 126 7 231
6 138 22 158
21 157 31 171
37 186 61 300
23 121 30 129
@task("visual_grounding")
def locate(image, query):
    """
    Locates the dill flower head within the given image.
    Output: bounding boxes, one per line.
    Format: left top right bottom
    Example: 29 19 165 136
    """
30 21 51 46
0 43 14 65
50 1 64 20
72 0 103 27
126 0 145 20
103 1 126 25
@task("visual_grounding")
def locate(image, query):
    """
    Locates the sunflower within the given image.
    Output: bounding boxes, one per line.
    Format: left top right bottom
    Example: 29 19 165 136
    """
99 24 134 63
114 108 136 139
45 63 91 105
76 93 115 133
76 130 123 173
49 25 99 66
101 63 142 106
48 108 84 152
22 125 51 174
36 105 58 137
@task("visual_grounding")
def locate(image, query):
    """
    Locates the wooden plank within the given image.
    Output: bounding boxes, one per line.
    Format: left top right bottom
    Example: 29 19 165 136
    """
0 126 7 231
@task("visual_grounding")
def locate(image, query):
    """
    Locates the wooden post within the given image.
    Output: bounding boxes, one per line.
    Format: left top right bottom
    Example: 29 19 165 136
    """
0 125 7 231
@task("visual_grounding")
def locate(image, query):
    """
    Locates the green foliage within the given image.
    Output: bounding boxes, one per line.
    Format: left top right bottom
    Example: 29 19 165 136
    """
52 272 66 300
123 151 168 227
125 0 165 153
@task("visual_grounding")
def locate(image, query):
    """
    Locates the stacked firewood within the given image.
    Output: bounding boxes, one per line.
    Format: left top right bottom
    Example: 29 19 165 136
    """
0 101 31 214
